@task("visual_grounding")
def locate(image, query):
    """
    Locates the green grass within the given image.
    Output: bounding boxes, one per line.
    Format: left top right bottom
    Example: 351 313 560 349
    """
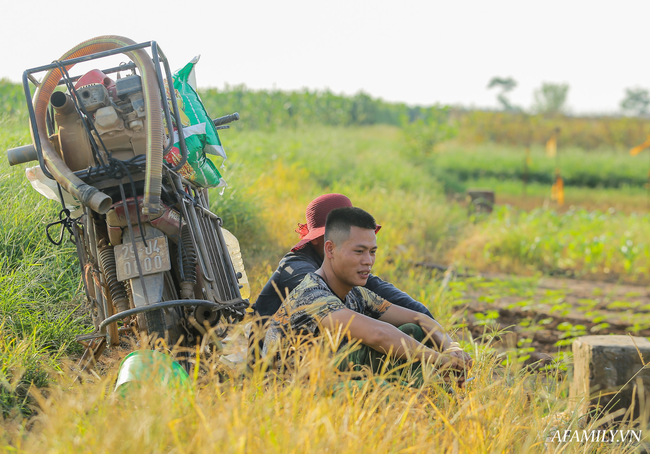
209 125 464 262
213 125 650 287
0 79 27 119
452 205 650 283
434 142 650 190
0 116 91 417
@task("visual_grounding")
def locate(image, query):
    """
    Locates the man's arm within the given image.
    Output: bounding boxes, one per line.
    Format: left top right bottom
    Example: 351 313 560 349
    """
364 274 434 319
378 304 473 367
320 308 464 371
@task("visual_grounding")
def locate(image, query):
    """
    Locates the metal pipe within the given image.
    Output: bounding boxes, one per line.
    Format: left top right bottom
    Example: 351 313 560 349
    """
99 299 229 331
154 42 189 170
168 171 215 284
212 216 242 298
183 198 215 282
50 91 75 115
198 212 225 296
90 224 110 333
7 144 38 166
195 187 239 299
56 62 137 86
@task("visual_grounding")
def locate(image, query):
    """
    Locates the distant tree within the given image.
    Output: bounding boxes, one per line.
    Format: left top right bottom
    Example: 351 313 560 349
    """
401 105 457 158
488 77 519 112
533 82 569 115
620 87 650 116
350 91 377 125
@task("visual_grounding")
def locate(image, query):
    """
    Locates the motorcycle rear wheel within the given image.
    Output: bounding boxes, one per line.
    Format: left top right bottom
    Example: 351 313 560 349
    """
139 271 185 349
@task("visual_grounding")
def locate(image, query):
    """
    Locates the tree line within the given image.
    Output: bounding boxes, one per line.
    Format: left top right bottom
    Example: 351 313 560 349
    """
2 78 649 151
488 77 650 117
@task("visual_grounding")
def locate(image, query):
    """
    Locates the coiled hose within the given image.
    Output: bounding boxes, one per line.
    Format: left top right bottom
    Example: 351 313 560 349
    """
32 35 164 215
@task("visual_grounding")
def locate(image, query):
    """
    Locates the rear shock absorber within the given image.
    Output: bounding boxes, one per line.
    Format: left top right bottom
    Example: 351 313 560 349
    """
179 224 197 299
98 243 130 313
124 279 133 307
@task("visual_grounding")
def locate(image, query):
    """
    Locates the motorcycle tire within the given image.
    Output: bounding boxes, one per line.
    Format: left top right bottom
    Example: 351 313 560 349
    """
140 271 184 349
144 309 166 340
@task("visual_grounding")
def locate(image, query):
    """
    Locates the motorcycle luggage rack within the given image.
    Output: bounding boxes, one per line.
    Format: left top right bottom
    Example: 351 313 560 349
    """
73 155 147 189
21 40 190 181
56 62 137 86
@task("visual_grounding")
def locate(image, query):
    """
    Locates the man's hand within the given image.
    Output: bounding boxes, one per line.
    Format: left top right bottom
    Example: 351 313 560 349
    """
433 351 472 387
444 342 473 368
321 307 473 388
378 305 474 365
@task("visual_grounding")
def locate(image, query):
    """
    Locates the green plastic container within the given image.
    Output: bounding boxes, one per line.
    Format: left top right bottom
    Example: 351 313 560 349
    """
114 350 190 395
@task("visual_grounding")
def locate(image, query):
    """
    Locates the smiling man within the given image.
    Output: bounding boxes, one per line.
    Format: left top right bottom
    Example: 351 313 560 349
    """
262 207 472 385
254 193 435 319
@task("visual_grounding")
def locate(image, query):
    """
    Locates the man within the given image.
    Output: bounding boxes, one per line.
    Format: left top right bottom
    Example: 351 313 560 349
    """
255 193 435 318
262 207 472 384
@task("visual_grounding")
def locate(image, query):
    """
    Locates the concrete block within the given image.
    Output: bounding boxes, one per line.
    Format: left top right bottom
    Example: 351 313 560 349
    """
571 335 650 418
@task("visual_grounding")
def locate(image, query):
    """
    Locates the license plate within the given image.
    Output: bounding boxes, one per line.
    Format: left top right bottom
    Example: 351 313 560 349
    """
115 237 171 281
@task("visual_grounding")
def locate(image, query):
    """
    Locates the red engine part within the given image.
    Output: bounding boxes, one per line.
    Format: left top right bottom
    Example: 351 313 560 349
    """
74 69 117 100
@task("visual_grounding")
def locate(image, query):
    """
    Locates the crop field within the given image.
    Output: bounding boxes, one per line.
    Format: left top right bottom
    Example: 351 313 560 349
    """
1 83 650 452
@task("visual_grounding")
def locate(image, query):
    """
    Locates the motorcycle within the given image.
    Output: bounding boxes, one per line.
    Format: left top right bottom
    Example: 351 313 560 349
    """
6 36 250 369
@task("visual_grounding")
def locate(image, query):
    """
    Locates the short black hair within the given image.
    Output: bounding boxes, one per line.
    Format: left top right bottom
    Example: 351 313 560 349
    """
324 207 377 243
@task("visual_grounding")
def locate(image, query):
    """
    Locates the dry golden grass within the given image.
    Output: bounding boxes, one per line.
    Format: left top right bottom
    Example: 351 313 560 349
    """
1 324 646 453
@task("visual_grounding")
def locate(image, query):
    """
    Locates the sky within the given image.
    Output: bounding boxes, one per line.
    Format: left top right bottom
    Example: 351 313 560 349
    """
2 0 649 114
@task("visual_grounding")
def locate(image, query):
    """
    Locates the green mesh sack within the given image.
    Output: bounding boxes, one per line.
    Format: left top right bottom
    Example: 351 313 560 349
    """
166 124 226 188
174 57 226 159
164 57 227 188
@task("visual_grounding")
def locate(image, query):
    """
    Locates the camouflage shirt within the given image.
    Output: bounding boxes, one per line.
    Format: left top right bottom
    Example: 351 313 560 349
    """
262 272 392 356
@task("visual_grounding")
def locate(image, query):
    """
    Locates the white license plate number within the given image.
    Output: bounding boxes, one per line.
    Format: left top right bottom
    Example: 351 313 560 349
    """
115 237 171 281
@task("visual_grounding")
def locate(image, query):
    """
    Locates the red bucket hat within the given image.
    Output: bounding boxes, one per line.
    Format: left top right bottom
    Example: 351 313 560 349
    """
291 193 381 252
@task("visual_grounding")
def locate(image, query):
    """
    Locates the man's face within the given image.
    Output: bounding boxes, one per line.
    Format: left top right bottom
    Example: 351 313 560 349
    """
328 226 377 288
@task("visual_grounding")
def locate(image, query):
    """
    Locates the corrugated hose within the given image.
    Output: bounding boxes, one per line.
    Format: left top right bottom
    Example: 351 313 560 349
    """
31 35 164 215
